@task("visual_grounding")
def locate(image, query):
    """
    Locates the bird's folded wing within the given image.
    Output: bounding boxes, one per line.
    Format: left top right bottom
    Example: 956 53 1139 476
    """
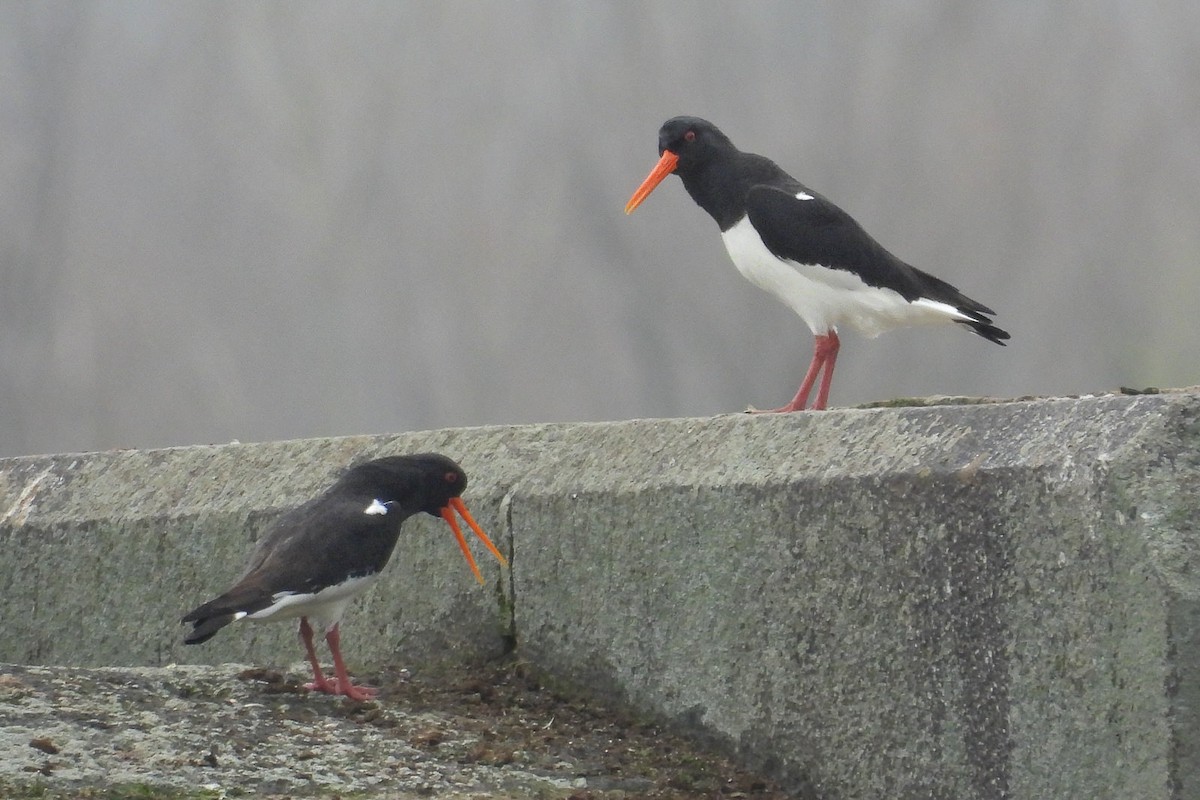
745 185 921 299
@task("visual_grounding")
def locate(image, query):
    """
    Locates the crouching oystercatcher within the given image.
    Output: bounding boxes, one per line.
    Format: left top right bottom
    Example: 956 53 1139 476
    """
182 453 506 701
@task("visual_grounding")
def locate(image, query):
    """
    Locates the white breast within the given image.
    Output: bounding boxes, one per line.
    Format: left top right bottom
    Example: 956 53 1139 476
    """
720 216 970 338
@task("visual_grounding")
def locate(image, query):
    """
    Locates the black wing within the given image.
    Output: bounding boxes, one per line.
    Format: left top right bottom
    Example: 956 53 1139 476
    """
745 184 924 296
181 493 405 643
746 185 1009 343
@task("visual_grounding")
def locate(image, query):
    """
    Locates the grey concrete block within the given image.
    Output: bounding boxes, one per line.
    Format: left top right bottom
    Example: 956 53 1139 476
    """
2 392 1198 799
508 395 1200 800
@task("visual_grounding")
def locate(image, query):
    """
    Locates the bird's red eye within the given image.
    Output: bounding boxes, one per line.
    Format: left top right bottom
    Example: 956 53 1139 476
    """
444 471 458 484
684 130 696 142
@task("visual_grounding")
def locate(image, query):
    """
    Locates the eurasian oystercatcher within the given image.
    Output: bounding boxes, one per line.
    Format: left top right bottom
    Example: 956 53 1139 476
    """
625 116 1009 411
181 453 507 701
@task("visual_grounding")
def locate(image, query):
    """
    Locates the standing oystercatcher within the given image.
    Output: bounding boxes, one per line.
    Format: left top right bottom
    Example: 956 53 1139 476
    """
625 116 1009 411
181 453 506 701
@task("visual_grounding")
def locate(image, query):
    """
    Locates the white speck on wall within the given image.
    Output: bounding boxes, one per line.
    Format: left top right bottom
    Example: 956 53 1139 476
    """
0 467 55 526
364 498 389 515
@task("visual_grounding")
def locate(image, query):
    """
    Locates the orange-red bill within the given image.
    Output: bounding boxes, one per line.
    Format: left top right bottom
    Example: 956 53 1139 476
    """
440 497 508 584
624 149 680 214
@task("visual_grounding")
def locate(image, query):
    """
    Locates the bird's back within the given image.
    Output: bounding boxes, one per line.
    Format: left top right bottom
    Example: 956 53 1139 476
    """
181 491 406 642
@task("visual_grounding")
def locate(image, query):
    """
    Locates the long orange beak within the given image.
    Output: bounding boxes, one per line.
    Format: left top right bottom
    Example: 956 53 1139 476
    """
440 497 508 584
624 149 680 214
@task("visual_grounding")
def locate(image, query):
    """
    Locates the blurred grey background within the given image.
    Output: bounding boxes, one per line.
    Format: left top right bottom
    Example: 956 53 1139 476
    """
3 2 1198 457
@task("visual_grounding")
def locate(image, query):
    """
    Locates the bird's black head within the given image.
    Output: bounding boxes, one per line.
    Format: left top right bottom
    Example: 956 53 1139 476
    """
656 116 735 173
340 452 506 584
340 453 468 517
625 116 737 215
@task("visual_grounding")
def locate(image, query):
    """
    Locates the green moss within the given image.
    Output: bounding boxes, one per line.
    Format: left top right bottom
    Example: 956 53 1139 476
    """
0 784 376 800
0 783 224 800
856 395 1006 409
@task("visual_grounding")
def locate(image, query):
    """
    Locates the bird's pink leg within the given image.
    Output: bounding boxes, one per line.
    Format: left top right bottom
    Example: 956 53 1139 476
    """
324 624 378 701
299 617 337 694
299 620 377 700
754 331 840 412
811 331 840 411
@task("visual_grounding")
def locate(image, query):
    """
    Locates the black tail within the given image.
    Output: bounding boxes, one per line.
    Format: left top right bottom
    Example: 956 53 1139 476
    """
909 266 1009 346
182 613 237 645
958 317 1010 346
181 582 273 645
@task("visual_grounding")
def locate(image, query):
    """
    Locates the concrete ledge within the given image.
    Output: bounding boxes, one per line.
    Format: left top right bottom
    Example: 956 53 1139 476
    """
2 393 1199 799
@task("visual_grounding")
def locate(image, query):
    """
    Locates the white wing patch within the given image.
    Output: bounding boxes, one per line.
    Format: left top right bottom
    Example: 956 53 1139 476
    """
364 498 389 515
911 297 974 322
795 191 815 201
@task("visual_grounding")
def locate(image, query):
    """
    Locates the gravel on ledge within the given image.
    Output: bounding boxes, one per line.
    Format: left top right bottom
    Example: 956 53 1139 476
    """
0 659 789 799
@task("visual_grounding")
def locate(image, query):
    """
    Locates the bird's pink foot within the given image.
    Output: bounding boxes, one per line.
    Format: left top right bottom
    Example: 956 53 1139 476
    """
304 674 378 701
745 331 840 412
745 402 810 414
303 673 335 694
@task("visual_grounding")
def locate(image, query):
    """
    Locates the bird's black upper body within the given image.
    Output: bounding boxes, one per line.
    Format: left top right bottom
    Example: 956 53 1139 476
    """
181 453 470 644
654 116 1009 344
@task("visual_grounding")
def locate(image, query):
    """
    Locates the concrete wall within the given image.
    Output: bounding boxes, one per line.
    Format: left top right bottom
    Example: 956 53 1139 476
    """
2 393 1198 799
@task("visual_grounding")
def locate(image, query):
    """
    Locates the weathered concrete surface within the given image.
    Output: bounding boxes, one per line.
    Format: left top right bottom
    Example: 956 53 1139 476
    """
2 392 1200 799
0 660 787 799
510 393 1200 800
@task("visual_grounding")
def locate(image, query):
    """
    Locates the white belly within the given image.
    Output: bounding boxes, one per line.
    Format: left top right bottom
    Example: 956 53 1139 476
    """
720 217 969 338
244 573 379 632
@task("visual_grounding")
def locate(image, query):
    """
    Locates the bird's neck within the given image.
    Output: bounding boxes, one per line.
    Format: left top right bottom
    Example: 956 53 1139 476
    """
679 151 773 231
